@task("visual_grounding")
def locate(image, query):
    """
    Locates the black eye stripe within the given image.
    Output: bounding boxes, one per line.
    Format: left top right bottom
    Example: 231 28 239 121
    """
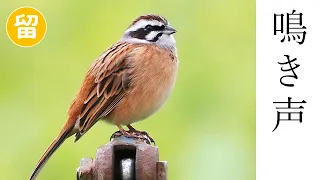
128 25 165 41
128 28 149 40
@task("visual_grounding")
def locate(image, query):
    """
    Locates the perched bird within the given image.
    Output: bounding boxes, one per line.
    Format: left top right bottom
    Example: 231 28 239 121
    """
30 14 178 180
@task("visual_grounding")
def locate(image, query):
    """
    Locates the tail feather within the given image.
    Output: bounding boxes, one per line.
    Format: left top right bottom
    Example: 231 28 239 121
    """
30 127 73 180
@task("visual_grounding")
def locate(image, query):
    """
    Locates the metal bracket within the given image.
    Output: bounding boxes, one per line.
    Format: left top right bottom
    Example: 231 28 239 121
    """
76 135 167 180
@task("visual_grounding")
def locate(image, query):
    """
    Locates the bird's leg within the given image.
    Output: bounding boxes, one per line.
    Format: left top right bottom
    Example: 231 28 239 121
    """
127 124 136 131
118 125 130 136
126 125 155 145
110 125 130 140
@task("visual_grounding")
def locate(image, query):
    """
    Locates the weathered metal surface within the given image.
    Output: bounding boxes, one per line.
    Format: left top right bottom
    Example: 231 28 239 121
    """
76 135 167 180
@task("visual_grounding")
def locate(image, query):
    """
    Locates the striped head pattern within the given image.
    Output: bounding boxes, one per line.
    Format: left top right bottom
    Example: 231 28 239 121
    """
121 14 177 49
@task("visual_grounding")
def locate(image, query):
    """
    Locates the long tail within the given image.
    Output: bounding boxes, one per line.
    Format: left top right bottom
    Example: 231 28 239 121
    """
30 126 73 180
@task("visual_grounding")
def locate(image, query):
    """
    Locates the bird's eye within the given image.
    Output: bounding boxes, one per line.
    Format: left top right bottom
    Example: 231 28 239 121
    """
161 25 165 29
145 25 153 31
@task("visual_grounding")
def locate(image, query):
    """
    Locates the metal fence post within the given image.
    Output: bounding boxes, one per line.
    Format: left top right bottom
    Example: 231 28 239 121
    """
76 135 167 180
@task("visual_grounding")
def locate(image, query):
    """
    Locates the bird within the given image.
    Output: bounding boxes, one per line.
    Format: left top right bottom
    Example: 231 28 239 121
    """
30 14 178 180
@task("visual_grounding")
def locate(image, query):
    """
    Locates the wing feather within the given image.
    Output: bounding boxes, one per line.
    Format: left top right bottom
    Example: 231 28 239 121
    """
68 42 135 141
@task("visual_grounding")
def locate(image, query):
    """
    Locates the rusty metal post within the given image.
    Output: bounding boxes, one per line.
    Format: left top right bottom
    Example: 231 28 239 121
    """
76 135 167 180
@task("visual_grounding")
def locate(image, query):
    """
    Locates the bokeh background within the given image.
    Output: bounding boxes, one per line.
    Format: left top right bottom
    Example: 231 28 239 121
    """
0 0 255 179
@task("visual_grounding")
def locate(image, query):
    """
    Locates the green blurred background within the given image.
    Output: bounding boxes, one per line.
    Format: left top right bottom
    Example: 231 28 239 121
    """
0 0 255 179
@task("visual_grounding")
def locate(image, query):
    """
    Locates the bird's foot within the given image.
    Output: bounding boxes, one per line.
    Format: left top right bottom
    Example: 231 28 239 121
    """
127 129 155 145
110 130 155 145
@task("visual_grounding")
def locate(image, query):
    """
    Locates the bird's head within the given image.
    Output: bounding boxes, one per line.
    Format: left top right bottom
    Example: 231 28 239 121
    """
121 14 177 49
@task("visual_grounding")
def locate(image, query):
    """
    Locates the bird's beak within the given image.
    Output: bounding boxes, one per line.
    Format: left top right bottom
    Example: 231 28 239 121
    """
163 26 177 35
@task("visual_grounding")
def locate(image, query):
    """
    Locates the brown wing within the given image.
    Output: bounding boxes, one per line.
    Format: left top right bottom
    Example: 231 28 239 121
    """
67 42 135 142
